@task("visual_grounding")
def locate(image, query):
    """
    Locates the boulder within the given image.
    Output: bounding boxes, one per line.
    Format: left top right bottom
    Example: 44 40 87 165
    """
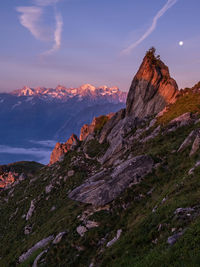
188 161 200 175
67 170 75 177
169 112 193 128
45 184 54 194
26 199 36 221
69 155 154 206
53 232 67 244
190 131 200 156
77 225 87 237
32 250 47 267
174 207 195 215
106 229 122 247
178 130 196 152
167 231 184 246
141 125 161 143
19 235 54 263
85 220 99 229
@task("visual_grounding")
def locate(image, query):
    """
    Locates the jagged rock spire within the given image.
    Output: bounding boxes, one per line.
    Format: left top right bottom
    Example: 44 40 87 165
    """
126 48 179 118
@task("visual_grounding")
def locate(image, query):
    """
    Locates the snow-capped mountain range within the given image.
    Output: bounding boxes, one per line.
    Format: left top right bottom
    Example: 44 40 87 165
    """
0 84 127 164
11 84 127 103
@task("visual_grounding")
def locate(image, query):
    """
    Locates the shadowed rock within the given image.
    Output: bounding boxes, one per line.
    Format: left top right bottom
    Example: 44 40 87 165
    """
99 109 126 144
99 116 140 165
69 155 154 206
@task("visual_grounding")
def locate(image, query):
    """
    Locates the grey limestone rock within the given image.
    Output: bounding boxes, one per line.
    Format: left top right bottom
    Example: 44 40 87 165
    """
106 229 122 247
69 155 154 206
126 53 178 119
19 236 54 263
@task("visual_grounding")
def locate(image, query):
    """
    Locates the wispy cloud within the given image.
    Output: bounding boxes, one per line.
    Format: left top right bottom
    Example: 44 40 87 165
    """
16 6 46 41
16 0 63 55
43 12 63 55
34 0 61 6
0 145 52 164
30 139 56 147
122 0 178 55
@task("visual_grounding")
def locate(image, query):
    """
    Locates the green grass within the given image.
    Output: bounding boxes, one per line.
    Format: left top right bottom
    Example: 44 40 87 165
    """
85 139 109 158
94 115 109 133
158 92 200 125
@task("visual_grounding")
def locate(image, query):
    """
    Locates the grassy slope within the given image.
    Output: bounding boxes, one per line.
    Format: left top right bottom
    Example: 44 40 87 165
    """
1 111 200 266
158 92 200 125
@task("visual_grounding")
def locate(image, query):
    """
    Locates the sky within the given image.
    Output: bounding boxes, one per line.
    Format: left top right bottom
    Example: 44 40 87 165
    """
0 0 199 92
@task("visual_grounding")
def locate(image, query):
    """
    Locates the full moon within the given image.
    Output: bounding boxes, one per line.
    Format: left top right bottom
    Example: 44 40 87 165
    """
179 41 184 46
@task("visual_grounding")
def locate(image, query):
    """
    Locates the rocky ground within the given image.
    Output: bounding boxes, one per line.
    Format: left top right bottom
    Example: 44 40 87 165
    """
1 49 200 266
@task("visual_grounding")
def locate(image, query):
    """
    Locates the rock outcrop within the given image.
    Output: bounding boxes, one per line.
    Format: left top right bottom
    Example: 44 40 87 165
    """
79 113 114 141
190 131 200 156
106 229 122 247
0 162 42 189
69 155 154 206
49 134 79 165
177 128 200 156
126 49 178 119
99 109 126 144
19 236 54 263
91 49 179 166
99 116 140 165
0 172 16 188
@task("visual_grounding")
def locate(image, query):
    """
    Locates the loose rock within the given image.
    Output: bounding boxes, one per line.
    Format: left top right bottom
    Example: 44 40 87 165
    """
106 229 122 247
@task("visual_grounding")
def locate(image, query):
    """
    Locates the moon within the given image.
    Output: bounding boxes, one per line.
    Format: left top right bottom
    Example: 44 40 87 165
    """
179 41 184 46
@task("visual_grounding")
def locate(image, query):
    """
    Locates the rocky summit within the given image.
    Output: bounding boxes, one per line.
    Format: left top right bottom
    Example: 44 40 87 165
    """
1 49 200 266
126 48 179 118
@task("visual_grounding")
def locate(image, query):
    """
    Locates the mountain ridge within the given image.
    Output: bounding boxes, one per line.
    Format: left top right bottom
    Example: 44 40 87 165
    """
10 84 127 103
1 49 200 266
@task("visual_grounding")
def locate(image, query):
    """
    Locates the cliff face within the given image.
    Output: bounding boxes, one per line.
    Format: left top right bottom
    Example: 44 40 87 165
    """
126 51 179 118
49 134 79 165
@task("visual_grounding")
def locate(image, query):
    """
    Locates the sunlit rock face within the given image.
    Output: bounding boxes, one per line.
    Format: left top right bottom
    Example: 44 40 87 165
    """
49 134 79 165
126 51 179 119
0 172 16 188
79 113 114 141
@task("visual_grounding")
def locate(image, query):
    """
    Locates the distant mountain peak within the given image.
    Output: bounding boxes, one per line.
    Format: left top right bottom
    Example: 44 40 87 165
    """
80 84 96 91
20 86 35 96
